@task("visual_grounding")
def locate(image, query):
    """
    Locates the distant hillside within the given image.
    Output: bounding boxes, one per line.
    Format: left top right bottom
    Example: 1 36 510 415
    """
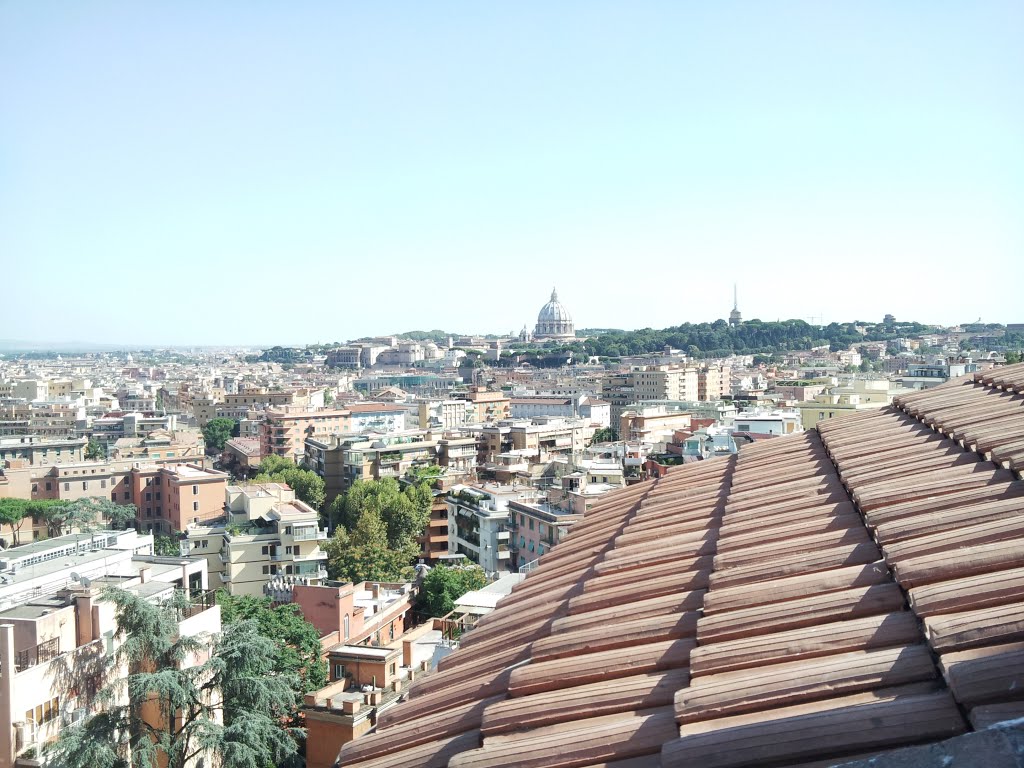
395 330 457 344
582 319 938 358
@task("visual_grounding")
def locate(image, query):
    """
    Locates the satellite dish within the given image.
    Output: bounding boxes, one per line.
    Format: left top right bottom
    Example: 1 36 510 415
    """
81 577 92 588
70 572 80 581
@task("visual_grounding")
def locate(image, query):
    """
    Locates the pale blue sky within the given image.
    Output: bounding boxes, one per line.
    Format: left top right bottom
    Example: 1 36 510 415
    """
2 2 1022 346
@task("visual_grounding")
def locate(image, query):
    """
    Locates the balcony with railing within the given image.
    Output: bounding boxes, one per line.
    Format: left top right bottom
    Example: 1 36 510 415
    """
14 636 60 673
292 549 329 563
292 527 329 542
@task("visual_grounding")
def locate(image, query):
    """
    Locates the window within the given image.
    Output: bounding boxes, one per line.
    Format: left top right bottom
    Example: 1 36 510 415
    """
82 481 88 490
124 491 130 500
156 492 161 500
343 614 350 640
262 546 270 555
146 493 152 501
389 662 396 676
262 566 270 574
334 663 347 679
100 479 107 489
45 482 52 491
528 519 534 530
192 485 199 495
193 501 199 511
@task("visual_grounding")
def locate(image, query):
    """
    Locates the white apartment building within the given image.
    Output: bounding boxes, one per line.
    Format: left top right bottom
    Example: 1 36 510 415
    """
0 530 218 768
186 483 329 597
631 365 700 402
729 409 804 436
446 485 529 575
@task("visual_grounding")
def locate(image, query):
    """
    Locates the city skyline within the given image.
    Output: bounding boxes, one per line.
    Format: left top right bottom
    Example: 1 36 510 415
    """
2 2 1022 345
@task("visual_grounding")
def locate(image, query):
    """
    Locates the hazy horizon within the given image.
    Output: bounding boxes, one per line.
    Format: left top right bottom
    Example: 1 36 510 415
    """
3 2 1022 345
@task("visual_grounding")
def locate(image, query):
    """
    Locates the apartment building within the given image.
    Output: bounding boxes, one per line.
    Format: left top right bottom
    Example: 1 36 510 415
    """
185 483 328 596
697 364 733 401
0 458 225 541
508 499 581 569
305 433 438 503
0 530 217 768
578 397 611 428
729 408 803 436
128 464 228 534
295 581 416 768
0 401 85 438
632 364 700 402
480 417 590 466
598 371 636 425
261 408 351 462
91 413 177 445
0 435 87 467
509 397 576 420
436 436 478 473
192 388 323 428
414 488 450 564
417 399 476 430
619 406 693 445
106 429 205 462
346 403 407 433
457 388 511 423
221 437 262 477
446 484 530 574
793 378 914 428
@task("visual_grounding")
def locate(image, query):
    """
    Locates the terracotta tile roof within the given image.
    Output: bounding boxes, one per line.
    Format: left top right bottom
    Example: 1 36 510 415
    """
336 363 1024 768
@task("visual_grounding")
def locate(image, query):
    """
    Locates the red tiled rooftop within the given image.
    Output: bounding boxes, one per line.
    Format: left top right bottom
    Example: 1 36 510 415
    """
336 364 1024 768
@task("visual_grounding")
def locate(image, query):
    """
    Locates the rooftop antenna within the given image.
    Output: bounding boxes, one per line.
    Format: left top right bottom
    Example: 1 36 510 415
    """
733 283 738 312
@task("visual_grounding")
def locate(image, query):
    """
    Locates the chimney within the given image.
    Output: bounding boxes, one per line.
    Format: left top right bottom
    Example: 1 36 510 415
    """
139 567 152 584
75 591 97 645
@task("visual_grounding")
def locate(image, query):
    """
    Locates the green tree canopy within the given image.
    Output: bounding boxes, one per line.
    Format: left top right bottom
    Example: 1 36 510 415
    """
328 477 431 549
45 588 301 768
0 498 30 546
202 418 238 452
153 534 184 557
583 318 936 358
216 592 327 696
252 456 326 511
591 427 619 443
70 497 138 530
38 499 95 538
323 509 415 583
416 563 488 618
85 439 106 460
